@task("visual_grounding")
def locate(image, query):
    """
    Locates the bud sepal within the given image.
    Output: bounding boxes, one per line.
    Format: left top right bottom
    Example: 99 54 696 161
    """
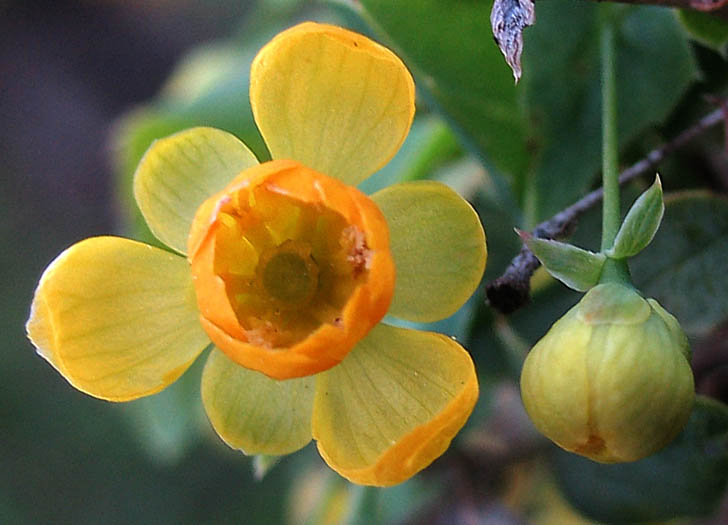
606 175 665 259
519 174 665 292
519 231 606 292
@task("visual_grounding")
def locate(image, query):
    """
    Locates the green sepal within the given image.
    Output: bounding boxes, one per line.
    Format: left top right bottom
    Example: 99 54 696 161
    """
607 175 664 259
520 231 606 292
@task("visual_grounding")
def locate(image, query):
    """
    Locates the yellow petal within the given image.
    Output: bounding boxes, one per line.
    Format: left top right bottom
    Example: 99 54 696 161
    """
26 236 210 401
201 348 314 455
372 181 487 322
250 22 415 185
312 323 479 486
134 127 259 254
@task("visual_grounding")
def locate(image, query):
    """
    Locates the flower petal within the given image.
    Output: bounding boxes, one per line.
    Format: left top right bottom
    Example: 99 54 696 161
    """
250 22 415 185
134 127 259 254
312 323 479 486
372 181 487 322
26 236 210 401
201 348 314 455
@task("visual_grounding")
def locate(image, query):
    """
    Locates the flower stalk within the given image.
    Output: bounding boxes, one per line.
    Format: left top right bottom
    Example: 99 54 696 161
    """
600 8 620 253
598 7 634 287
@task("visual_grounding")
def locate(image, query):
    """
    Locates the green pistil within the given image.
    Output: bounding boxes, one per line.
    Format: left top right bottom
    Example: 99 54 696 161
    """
262 250 319 305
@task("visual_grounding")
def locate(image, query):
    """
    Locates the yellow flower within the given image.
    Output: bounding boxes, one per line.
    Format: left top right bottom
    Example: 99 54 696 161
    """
26 22 487 486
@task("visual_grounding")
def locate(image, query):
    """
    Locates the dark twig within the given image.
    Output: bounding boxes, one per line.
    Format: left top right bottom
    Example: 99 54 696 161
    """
486 107 726 314
705 95 728 152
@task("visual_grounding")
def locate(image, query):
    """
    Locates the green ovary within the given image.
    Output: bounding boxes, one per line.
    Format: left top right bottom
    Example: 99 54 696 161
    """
212 185 367 348
261 242 319 306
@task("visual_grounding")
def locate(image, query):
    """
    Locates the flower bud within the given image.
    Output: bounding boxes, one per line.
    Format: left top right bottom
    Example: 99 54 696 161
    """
520 282 694 462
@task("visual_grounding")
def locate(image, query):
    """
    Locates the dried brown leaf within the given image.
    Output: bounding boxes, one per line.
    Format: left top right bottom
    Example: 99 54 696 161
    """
490 0 536 83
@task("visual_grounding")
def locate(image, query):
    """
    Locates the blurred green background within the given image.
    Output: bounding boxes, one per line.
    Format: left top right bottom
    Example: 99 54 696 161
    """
2 0 728 523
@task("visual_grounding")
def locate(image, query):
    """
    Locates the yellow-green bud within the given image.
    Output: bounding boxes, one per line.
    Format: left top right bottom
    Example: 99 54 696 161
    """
520 282 695 463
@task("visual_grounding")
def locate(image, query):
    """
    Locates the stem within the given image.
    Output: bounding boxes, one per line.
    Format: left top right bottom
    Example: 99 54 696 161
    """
599 257 633 287
600 12 620 252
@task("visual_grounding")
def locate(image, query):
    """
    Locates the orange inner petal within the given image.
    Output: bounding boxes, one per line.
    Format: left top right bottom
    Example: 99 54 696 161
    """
188 160 395 379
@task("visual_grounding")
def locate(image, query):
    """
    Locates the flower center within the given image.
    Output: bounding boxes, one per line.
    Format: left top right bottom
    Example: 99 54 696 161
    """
260 241 319 306
188 160 395 377
212 183 370 348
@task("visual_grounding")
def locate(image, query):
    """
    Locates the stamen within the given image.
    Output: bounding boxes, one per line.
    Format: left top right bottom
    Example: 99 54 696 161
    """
342 225 371 278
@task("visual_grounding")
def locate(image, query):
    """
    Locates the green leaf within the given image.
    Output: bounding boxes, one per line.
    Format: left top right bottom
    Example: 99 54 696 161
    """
343 485 381 525
608 175 664 258
553 396 728 522
111 109 194 246
372 181 487 322
154 39 271 159
357 115 463 196
631 192 728 337
111 35 282 243
471 176 523 277
523 2 698 218
121 354 207 465
677 9 728 55
352 0 529 178
521 233 606 292
377 478 439 524
399 119 462 184
351 1 697 221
